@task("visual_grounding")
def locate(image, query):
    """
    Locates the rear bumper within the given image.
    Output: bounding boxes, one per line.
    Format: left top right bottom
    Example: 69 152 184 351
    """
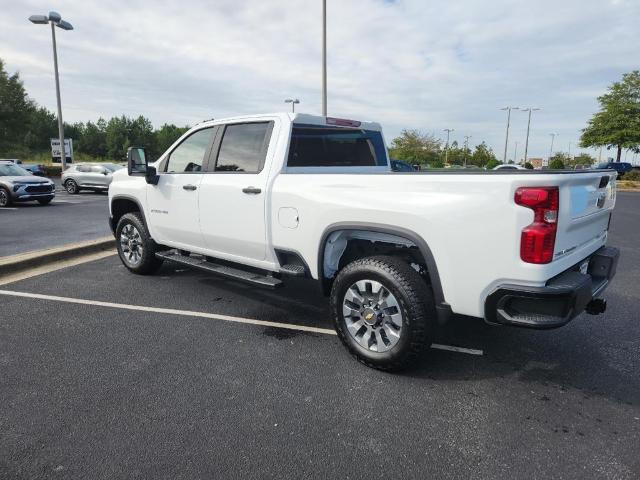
485 246 619 329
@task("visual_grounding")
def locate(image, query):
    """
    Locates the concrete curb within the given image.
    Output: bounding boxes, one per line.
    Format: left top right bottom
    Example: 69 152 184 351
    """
0 236 115 276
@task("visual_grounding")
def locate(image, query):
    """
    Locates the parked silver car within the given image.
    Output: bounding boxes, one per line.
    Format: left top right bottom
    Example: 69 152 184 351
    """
0 161 55 207
61 163 123 194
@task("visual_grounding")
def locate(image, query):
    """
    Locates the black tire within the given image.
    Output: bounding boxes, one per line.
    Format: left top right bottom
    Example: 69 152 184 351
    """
330 255 435 371
0 187 12 207
64 179 79 194
115 212 164 275
37 198 53 205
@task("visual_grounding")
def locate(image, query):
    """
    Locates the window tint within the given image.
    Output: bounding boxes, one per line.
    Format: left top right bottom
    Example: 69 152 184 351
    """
215 122 272 173
166 128 213 173
90 165 105 173
77 165 91 173
287 126 387 168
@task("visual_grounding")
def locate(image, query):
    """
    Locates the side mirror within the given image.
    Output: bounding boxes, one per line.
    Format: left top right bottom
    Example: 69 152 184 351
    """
127 146 147 175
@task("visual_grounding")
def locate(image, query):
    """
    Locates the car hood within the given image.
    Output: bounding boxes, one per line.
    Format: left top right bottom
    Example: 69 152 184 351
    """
2 175 53 184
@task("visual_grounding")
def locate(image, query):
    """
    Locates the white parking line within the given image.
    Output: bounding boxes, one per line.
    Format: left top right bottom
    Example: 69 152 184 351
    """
0 288 483 355
0 207 18 211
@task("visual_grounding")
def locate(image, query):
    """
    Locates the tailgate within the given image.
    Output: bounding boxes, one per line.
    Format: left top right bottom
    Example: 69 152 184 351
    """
554 172 617 260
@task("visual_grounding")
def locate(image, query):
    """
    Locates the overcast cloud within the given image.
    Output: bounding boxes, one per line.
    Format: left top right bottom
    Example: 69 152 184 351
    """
1 0 638 160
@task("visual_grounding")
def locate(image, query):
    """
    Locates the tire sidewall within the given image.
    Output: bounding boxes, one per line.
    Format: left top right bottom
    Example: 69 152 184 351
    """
65 179 78 194
0 187 10 207
115 213 159 274
331 258 432 367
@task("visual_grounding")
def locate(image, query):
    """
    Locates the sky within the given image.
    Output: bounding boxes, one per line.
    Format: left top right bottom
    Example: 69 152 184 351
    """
1 0 639 162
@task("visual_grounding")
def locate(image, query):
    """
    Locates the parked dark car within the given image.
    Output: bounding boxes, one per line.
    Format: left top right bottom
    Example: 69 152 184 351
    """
596 162 632 177
390 159 416 172
22 164 46 176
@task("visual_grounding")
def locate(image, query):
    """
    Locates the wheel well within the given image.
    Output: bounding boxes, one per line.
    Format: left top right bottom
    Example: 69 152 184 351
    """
320 230 430 292
111 197 141 227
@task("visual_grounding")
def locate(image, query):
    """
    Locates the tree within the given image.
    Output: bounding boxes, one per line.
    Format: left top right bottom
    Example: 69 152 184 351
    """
549 158 565 169
570 152 595 168
155 123 189 157
470 142 498 168
388 129 442 165
580 70 640 162
0 59 36 155
550 152 571 167
524 162 534 169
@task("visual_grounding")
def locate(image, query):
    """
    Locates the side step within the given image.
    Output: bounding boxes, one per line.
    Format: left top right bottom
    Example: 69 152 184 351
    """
156 250 283 289
279 264 306 277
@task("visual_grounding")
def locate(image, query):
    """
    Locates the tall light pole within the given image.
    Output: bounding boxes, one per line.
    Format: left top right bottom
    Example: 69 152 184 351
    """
513 141 519 164
443 128 454 165
500 106 519 163
463 135 472 167
29 11 73 171
520 107 540 163
549 133 559 165
321 0 327 116
568 142 572 159
284 98 300 113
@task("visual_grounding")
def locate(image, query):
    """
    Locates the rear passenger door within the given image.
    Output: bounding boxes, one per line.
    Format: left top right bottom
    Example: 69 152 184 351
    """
198 121 275 262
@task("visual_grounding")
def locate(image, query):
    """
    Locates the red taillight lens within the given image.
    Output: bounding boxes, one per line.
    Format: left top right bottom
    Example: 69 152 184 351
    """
515 187 559 264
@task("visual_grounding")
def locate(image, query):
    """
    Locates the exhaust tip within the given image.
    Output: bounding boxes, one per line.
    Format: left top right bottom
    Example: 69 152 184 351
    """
586 298 607 315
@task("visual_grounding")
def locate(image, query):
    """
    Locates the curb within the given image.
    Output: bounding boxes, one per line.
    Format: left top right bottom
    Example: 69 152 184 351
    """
0 236 115 276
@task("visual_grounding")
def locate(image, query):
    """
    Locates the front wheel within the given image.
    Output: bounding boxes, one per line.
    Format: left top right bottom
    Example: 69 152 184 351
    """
330 256 435 371
0 187 12 207
115 212 164 274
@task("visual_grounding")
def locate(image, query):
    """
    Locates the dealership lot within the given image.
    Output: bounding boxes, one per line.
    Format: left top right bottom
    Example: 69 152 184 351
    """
0 193 639 478
0 190 109 257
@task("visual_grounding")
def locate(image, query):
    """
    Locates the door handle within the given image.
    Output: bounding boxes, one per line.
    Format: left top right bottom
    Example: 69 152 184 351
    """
242 186 262 194
183 184 197 191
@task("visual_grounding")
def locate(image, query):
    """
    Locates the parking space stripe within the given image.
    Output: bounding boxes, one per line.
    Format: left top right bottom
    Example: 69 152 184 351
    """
0 288 484 355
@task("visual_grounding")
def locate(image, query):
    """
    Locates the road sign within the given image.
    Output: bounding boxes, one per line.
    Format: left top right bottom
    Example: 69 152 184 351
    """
50 138 74 163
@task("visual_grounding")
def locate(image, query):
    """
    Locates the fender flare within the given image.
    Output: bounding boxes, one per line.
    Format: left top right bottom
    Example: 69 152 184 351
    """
317 222 452 323
110 195 148 234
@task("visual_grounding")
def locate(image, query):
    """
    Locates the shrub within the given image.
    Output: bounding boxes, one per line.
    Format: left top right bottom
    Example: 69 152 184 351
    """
549 159 565 169
524 162 534 169
623 170 640 181
485 159 500 170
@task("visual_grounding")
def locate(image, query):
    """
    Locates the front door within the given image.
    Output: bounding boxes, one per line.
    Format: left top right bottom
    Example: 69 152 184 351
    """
146 127 214 251
198 121 275 262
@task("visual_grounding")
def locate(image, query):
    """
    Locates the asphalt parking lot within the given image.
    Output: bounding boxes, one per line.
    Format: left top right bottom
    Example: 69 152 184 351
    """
0 188 109 257
0 193 638 479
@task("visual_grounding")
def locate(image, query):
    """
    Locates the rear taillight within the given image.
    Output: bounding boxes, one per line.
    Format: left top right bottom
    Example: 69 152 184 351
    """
514 187 559 264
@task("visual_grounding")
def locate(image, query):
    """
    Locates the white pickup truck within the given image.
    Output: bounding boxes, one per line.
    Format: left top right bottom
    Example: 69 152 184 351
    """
108 113 620 370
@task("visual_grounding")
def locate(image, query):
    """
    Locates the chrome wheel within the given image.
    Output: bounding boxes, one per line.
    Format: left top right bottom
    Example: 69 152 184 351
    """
119 224 144 266
0 189 8 207
65 180 77 194
342 279 403 353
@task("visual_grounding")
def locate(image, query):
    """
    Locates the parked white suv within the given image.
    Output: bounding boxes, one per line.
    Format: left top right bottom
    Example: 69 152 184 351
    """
62 163 123 194
108 113 619 370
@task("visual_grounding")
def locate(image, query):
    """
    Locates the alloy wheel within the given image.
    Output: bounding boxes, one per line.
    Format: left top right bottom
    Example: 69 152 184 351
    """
342 279 403 352
119 224 144 266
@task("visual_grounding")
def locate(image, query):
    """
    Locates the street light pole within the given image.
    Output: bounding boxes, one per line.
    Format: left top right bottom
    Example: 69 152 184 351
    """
321 0 327 117
549 133 558 165
463 135 471 167
513 141 518 164
29 11 73 171
443 128 454 165
501 106 519 163
520 107 540 163
284 98 300 113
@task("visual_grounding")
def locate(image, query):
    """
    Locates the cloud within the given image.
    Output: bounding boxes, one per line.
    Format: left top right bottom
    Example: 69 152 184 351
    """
1 0 638 160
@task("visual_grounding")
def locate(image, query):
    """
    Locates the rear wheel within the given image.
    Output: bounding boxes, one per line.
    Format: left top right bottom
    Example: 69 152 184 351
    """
115 212 164 274
0 187 11 207
330 255 435 371
65 179 79 194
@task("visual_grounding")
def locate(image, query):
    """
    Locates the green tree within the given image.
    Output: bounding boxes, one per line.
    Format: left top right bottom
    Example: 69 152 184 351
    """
470 142 498 168
569 152 596 168
0 59 36 155
549 156 566 169
580 70 640 162
388 129 442 165
155 123 189 156
524 162 534 169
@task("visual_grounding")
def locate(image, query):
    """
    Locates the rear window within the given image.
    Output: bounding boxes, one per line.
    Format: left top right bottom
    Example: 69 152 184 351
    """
287 126 387 168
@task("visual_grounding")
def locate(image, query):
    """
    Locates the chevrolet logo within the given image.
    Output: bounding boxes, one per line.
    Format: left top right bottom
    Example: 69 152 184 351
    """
365 312 374 321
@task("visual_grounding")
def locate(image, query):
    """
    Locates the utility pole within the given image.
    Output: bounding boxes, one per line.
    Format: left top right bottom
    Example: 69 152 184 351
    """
513 141 518 164
29 11 73 171
443 128 454 165
520 107 540 163
549 133 559 165
501 106 519 163
463 135 472 167
321 0 327 117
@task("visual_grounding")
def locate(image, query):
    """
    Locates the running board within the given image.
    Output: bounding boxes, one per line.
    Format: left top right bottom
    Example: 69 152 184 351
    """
156 250 283 289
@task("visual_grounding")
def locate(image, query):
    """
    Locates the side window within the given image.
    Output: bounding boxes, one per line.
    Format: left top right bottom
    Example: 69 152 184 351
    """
166 128 213 173
90 166 104 173
215 122 272 173
287 126 387 167
77 165 91 173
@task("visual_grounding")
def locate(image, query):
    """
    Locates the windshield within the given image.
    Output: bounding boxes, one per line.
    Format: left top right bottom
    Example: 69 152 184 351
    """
0 164 30 176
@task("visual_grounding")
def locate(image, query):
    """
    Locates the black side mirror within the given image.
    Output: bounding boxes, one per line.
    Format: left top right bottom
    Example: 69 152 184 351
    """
127 146 147 175
145 166 159 185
